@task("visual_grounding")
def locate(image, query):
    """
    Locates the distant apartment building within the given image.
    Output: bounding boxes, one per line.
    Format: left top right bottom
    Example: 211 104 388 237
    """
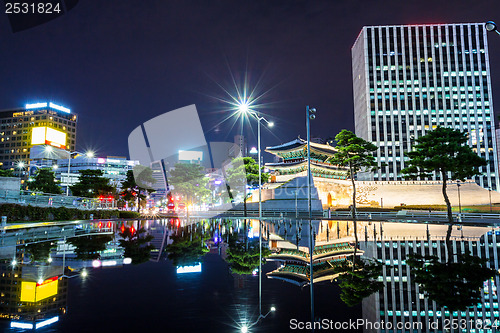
352 23 499 190
30 152 138 192
0 102 77 171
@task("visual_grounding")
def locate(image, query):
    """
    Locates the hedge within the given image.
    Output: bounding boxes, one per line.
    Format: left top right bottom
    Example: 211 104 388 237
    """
0 203 140 222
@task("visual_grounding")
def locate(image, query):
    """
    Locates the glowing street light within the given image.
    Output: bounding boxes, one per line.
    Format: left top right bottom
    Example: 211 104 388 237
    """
239 307 276 332
306 105 316 325
486 21 500 35
63 149 95 196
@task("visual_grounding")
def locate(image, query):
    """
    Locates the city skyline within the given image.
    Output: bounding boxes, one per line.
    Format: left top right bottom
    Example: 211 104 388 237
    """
2 1 500 158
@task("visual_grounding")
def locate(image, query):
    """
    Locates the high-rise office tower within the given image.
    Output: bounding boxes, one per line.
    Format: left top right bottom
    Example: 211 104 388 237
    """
0 102 77 170
352 23 499 190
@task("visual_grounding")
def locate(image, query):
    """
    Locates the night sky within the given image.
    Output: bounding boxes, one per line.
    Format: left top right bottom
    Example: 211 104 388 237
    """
1 0 500 159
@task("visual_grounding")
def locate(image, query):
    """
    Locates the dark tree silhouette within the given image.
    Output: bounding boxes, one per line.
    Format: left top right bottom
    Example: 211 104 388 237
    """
337 259 384 307
68 235 113 260
119 227 155 265
407 252 497 311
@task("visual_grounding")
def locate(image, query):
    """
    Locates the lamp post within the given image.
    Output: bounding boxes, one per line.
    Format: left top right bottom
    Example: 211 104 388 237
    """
17 161 26 189
457 181 462 216
486 21 500 35
61 149 94 196
240 307 276 333
237 102 273 316
489 187 493 213
306 105 316 325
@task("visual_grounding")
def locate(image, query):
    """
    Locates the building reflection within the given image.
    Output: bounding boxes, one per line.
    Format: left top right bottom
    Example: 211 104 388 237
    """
0 262 67 329
360 223 500 333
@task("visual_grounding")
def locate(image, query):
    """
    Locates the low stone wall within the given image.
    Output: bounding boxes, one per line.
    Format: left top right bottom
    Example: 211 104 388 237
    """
0 177 20 191
314 178 500 208
271 175 500 208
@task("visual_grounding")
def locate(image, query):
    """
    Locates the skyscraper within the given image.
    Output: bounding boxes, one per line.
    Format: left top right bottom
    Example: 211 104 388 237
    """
0 102 77 170
352 23 499 190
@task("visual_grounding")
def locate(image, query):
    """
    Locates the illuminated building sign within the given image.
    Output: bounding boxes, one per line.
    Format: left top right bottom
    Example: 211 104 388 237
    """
25 102 48 109
176 263 202 274
20 277 59 302
49 102 70 113
31 127 67 149
25 102 70 113
35 316 59 329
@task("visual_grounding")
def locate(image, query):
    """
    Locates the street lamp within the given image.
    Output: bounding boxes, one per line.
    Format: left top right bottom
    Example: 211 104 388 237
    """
237 100 273 316
58 149 94 196
306 105 316 324
489 187 493 213
457 180 462 217
17 161 26 190
239 306 276 332
486 21 500 35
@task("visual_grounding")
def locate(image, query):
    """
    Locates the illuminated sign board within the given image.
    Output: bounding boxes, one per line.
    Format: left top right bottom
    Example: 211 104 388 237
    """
20 277 59 302
49 102 71 113
26 102 48 109
31 127 67 149
25 102 70 114
35 316 59 329
176 263 202 274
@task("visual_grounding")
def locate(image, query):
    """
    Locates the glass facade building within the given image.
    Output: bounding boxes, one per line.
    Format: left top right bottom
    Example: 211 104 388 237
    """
352 23 499 190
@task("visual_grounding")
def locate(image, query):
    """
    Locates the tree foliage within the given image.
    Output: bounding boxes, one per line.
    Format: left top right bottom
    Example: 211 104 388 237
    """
407 252 497 311
329 130 378 177
165 228 208 267
401 127 486 261
24 241 54 262
29 168 62 194
0 169 14 177
70 169 115 198
121 167 156 211
225 156 269 201
67 235 113 260
119 227 155 265
226 237 270 275
402 127 486 224
168 163 210 204
337 259 384 307
330 130 379 268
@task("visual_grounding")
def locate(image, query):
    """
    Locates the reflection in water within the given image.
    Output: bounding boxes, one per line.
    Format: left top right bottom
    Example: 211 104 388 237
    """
360 223 500 332
0 262 68 329
3 217 500 332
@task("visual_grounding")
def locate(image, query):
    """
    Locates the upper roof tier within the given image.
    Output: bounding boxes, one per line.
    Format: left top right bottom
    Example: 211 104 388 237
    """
265 137 338 156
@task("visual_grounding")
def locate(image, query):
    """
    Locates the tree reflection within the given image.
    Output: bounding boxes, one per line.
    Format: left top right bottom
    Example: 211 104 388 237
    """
68 235 113 260
226 233 270 275
119 227 155 265
337 258 383 307
407 252 497 311
24 241 54 262
165 227 208 267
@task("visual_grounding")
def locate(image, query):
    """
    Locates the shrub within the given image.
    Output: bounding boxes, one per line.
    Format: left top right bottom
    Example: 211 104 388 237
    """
0 203 136 222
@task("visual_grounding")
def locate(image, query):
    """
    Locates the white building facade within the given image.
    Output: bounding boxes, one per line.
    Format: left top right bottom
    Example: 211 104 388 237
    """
352 23 499 190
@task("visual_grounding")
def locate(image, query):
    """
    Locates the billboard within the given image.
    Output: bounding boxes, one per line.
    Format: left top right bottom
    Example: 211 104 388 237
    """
31 126 67 149
20 277 59 302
